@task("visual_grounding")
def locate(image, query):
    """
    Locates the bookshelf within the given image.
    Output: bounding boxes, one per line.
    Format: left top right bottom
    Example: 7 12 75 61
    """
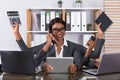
26 8 101 47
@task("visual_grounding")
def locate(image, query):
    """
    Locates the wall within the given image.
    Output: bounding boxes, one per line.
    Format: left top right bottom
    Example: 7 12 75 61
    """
0 0 103 50
104 0 120 53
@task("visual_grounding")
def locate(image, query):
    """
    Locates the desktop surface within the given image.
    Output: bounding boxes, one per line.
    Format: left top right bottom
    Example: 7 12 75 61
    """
0 71 120 80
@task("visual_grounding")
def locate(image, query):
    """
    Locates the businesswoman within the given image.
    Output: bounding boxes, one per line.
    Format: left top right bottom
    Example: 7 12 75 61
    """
12 18 104 74
12 18 82 74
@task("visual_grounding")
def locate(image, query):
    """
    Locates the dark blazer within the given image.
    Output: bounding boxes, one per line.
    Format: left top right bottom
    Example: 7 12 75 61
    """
16 39 82 70
16 38 105 69
75 38 105 68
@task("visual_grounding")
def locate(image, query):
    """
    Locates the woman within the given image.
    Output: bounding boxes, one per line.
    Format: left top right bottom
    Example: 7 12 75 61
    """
12 18 104 74
13 18 82 74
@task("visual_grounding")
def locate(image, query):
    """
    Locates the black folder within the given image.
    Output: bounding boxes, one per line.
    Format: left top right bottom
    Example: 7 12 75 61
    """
95 12 113 32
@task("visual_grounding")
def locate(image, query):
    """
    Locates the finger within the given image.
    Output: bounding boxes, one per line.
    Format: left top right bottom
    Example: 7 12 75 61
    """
48 65 53 71
97 23 102 30
98 23 102 26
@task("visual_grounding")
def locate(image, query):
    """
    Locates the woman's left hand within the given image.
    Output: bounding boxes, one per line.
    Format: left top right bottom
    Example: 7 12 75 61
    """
87 40 96 49
97 23 104 39
69 64 77 74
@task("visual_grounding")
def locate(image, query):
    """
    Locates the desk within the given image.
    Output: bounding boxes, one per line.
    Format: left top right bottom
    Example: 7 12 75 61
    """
0 72 120 80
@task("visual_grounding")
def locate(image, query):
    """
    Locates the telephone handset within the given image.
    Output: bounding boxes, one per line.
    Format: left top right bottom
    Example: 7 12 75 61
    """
49 31 56 44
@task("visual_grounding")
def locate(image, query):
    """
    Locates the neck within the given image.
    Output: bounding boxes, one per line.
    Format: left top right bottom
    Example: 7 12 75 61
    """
56 38 64 46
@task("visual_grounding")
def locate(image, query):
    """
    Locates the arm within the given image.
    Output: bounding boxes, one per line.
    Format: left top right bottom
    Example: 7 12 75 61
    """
89 38 105 58
73 48 83 70
12 23 22 41
69 47 83 74
12 23 50 53
67 42 83 74
84 23 105 58
12 23 29 50
76 23 105 68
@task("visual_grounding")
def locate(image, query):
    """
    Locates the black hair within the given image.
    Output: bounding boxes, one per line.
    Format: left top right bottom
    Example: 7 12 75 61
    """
48 18 66 33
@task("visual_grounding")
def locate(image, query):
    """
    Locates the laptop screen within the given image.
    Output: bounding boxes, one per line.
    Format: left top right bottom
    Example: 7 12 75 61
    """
0 51 40 74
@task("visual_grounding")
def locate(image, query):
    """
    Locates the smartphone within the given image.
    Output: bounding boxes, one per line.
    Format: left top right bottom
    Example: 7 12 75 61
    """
87 36 96 46
7 11 21 26
90 35 96 41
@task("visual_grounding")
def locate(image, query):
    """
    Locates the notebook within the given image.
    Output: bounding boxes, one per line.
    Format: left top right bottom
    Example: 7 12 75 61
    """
83 52 120 75
46 57 73 73
0 51 43 74
95 12 113 32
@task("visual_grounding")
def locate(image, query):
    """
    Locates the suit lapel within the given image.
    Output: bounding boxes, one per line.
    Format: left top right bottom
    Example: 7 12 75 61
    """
66 41 75 57
63 45 69 57
47 45 56 57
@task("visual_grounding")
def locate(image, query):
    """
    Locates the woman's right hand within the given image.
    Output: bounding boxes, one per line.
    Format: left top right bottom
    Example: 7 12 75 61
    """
42 33 54 52
97 23 104 39
12 23 22 40
43 63 53 74
46 33 54 45
12 22 20 34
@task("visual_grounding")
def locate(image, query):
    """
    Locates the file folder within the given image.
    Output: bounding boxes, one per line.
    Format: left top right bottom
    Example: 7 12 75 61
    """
75 12 81 31
50 11 55 20
55 11 61 18
40 11 45 31
66 12 71 31
45 12 50 31
71 12 76 31
82 12 87 31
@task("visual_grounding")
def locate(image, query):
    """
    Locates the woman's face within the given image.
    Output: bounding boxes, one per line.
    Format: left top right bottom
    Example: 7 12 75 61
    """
52 23 65 40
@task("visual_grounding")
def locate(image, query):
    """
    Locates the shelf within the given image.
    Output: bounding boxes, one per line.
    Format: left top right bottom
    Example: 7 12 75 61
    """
27 31 98 34
26 8 101 47
29 7 101 12
27 7 101 10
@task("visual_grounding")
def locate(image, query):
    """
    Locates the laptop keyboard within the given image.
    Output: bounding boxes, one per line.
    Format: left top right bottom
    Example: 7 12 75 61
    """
89 69 97 73
35 61 44 74
35 66 42 74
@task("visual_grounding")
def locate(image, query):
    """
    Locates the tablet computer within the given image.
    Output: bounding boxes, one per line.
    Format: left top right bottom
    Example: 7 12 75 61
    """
46 57 73 73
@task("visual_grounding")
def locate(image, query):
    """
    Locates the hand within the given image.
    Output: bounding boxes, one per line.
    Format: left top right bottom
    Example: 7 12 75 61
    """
46 33 55 45
43 63 53 74
12 22 19 34
84 40 96 58
86 40 96 49
97 23 104 39
42 33 55 52
11 22 22 40
94 60 100 68
69 64 77 74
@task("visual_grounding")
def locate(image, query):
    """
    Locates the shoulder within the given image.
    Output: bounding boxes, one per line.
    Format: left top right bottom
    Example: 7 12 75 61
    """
66 40 77 46
66 40 82 47
67 40 86 50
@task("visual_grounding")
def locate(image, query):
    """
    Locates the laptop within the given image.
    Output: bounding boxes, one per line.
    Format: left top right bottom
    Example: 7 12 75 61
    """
46 57 73 73
0 51 43 74
83 52 120 75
